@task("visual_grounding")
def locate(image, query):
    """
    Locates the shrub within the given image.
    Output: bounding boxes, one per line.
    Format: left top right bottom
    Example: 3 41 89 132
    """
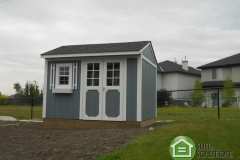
0 95 9 105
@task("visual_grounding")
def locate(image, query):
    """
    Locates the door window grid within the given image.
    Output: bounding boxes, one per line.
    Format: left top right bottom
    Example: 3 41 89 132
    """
87 63 100 86
59 67 69 85
107 62 120 86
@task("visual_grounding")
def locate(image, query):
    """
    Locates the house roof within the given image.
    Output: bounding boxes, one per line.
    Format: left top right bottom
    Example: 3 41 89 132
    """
41 41 150 56
197 53 240 69
202 81 240 88
157 60 201 76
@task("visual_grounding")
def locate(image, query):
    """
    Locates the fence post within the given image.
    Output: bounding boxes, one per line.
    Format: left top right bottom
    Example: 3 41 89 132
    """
217 88 220 119
31 97 33 119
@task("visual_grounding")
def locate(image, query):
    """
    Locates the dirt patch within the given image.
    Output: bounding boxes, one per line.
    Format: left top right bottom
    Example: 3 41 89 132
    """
0 121 165 160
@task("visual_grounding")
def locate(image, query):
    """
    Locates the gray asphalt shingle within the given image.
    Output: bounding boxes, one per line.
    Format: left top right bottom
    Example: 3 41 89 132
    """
41 41 150 55
197 53 240 69
157 60 201 76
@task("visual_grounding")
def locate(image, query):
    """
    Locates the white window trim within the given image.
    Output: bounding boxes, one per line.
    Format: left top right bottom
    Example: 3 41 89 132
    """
55 63 73 89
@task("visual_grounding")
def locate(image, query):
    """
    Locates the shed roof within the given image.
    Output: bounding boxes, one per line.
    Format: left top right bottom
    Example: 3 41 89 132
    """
157 60 201 76
41 41 150 56
197 53 240 69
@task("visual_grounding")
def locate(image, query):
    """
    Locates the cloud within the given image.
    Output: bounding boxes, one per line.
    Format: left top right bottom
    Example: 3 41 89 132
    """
1 0 240 94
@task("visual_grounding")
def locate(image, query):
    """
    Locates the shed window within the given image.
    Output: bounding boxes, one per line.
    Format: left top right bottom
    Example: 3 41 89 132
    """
107 62 120 86
212 68 222 80
55 63 73 89
59 67 69 84
87 63 100 86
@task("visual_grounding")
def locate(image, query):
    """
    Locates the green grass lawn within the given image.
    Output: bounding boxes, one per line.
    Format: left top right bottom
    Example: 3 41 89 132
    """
98 119 240 160
157 106 240 120
98 107 240 160
0 105 42 120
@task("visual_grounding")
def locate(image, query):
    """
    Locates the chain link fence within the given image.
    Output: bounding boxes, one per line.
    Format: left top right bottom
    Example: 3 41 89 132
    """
0 97 43 120
157 87 240 120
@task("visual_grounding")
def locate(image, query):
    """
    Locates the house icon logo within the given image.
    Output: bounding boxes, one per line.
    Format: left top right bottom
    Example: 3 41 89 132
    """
169 136 196 160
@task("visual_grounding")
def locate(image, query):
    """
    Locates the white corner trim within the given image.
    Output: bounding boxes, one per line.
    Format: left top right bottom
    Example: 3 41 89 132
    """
122 58 127 121
142 55 157 68
137 55 142 121
79 60 84 119
42 59 48 118
41 51 140 59
155 67 157 118
75 63 78 89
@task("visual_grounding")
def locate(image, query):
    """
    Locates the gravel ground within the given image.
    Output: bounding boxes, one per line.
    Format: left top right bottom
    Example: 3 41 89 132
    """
0 121 165 160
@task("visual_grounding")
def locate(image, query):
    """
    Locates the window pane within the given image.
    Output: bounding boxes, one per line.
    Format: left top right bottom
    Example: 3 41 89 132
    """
60 72 64 75
107 63 113 70
65 67 69 72
88 63 93 70
107 71 113 78
107 79 112 86
87 71 93 78
87 79 92 86
114 62 120 69
94 63 99 70
93 79 99 86
65 71 69 75
60 67 64 71
60 77 65 80
212 69 216 79
94 71 99 78
114 78 119 86
114 71 119 77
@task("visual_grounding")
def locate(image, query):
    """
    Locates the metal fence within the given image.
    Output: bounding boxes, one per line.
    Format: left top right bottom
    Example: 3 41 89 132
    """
157 87 240 120
0 97 43 120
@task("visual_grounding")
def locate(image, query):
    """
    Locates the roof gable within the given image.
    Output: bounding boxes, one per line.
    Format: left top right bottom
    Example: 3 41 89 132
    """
41 41 150 56
197 53 240 69
157 60 201 76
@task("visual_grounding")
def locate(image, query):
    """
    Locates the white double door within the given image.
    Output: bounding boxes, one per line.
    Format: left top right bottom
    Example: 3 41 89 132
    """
82 59 124 121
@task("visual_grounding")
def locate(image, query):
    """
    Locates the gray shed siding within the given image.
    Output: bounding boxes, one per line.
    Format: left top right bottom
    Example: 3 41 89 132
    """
142 45 155 64
142 59 156 121
46 61 81 119
126 58 137 121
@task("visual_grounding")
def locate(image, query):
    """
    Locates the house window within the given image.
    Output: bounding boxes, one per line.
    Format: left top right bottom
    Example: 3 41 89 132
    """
55 63 72 89
107 62 120 86
212 68 222 80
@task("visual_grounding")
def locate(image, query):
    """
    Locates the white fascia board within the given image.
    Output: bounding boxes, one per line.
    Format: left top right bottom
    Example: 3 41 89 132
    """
139 42 158 65
142 55 157 68
41 51 140 59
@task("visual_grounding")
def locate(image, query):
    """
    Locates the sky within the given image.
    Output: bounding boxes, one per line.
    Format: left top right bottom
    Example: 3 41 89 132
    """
1 0 240 95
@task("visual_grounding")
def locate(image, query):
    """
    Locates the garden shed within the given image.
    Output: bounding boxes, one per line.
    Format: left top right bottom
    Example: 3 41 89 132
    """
40 41 157 129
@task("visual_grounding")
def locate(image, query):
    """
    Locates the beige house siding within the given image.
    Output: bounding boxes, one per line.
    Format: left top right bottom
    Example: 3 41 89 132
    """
232 66 240 82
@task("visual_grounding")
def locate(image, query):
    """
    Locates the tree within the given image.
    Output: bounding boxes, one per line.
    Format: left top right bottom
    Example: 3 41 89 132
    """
222 77 235 107
13 83 23 96
13 81 40 97
190 79 205 107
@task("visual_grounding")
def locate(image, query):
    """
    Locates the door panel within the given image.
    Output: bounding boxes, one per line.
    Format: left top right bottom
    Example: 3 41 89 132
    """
86 90 99 117
105 90 120 117
83 60 103 120
102 60 123 121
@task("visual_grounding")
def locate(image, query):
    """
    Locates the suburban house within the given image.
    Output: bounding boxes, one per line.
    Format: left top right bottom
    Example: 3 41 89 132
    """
40 41 157 129
157 60 201 102
197 53 240 107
